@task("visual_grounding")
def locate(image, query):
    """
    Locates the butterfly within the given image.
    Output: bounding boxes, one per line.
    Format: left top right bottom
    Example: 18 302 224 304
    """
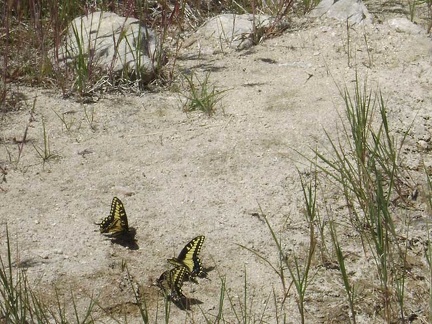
157 266 187 302
168 235 207 278
98 197 129 236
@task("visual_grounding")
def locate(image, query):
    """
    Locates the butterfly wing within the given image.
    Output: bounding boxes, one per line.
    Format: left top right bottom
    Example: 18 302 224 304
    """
99 197 129 236
168 235 206 277
157 266 187 301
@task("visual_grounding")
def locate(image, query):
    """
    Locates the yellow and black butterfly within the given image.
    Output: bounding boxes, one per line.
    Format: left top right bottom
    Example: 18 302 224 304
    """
168 235 207 278
98 197 129 236
157 266 187 302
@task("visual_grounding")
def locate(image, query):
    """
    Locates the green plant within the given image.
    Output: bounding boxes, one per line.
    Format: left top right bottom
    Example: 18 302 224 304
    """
1 228 38 322
33 116 58 164
288 170 319 323
126 265 149 324
52 108 77 132
0 226 96 322
363 33 373 68
221 267 270 323
50 289 96 323
215 275 227 323
407 0 417 22
424 168 432 323
3 97 36 166
66 14 101 94
329 221 357 323
239 197 317 323
83 105 97 131
120 23 164 89
181 71 228 116
299 75 413 321
300 0 320 13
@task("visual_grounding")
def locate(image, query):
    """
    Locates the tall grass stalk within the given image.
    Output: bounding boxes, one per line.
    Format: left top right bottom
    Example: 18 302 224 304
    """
67 12 104 94
84 105 96 131
240 196 316 323
329 221 357 323
52 109 77 132
213 275 227 323
124 264 149 324
33 117 57 164
121 24 160 88
424 168 432 323
199 274 226 323
0 226 97 322
299 75 411 321
285 169 318 323
224 271 244 323
6 98 37 166
237 211 288 293
222 266 269 323
428 232 432 324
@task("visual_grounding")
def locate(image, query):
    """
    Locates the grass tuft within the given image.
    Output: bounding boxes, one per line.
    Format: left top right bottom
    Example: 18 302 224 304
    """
0 225 96 322
299 74 417 322
181 71 228 116
32 116 59 165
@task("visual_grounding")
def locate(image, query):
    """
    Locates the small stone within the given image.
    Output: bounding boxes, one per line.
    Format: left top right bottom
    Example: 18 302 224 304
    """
40 252 49 259
417 140 428 150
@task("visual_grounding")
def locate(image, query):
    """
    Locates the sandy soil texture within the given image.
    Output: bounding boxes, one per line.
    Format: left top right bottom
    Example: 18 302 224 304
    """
1 13 432 323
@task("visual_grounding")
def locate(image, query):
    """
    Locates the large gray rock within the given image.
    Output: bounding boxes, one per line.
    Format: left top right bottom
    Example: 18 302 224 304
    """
54 11 161 81
309 0 372 25
195 14 273 51
387 18 425 34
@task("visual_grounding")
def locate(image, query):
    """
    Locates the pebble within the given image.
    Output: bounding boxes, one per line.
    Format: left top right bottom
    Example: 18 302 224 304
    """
417 140 428 150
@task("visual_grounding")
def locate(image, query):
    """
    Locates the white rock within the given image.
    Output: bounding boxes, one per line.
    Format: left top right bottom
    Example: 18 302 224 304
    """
417 140 428 150
310 0 372 25
195 14 273 51
387 18 425 34
54 11 161 81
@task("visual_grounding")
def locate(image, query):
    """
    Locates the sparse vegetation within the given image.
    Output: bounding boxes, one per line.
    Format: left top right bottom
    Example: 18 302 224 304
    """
0 226 97 323
234 75 428 322
0 0 303 110
0 75 431 322
181 71 227 116
32 116 59 165
1 0 432 323
53 109 78 132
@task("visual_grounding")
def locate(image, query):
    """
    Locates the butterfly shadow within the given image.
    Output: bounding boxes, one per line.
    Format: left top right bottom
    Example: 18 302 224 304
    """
173 297 203 311
201 265 215 278
186 266 214 283
110 228 139 250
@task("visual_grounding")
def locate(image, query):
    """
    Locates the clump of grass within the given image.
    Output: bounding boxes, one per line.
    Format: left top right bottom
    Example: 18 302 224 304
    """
0 226 97 322
329 220 357 323
181 71 227 116
66 16 100 95
238 197 317 323
423 168 432 323
202 267 271 323
302 75 415 322
84 105 97 131
233 75 420 322
1 0 307 107
52 109 78 132
0 1 84 108
32 116 59 165
4 98 36 166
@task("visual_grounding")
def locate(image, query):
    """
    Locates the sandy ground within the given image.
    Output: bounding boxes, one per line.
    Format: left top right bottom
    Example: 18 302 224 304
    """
1 11 432 323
